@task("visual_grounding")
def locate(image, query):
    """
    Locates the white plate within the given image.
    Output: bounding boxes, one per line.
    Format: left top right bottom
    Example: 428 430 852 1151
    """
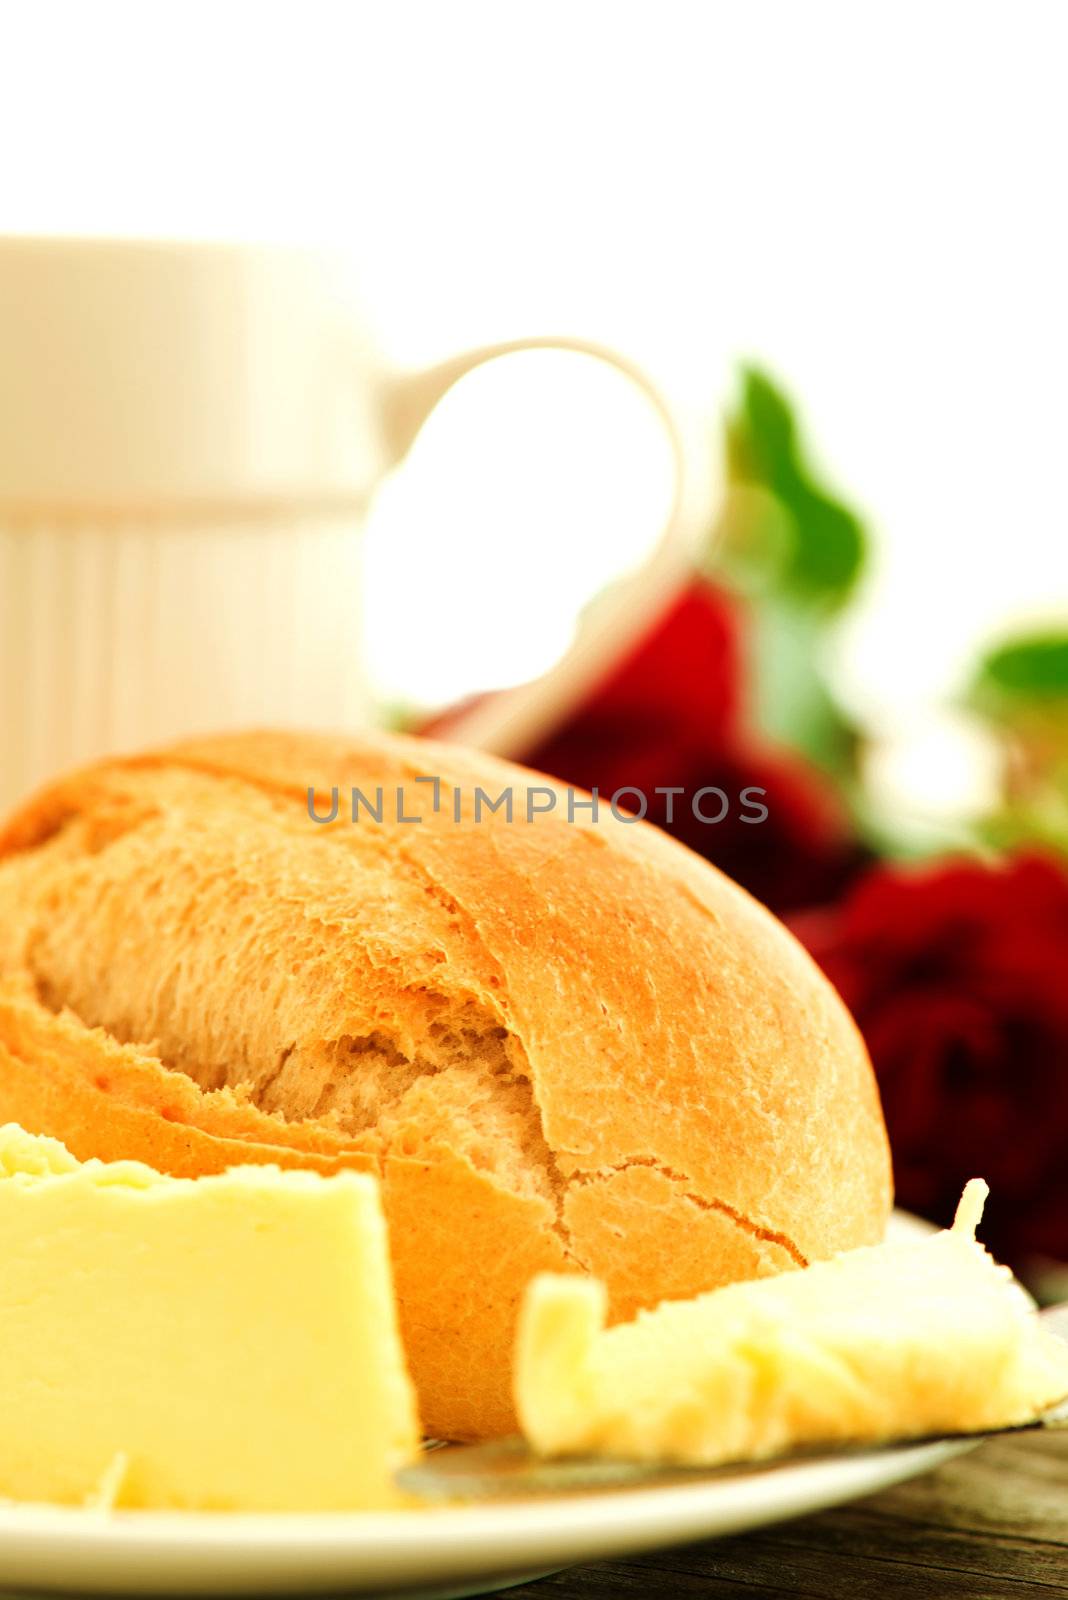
0 1213 980 1596
0 1434 978 1597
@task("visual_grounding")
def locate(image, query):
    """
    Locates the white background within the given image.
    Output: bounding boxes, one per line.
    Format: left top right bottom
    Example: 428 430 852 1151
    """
2 1 1065 805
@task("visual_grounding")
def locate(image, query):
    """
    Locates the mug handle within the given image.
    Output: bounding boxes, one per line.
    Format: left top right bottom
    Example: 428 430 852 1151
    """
382 338 718 760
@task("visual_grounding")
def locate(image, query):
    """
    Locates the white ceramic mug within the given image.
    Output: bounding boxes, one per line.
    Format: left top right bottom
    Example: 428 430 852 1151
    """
0 238 716 811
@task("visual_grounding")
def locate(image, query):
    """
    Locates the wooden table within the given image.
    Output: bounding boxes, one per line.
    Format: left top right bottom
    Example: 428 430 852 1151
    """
503 1430 1068 1600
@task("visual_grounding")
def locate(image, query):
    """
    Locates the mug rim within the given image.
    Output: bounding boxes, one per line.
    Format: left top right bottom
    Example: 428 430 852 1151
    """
0 235 386 508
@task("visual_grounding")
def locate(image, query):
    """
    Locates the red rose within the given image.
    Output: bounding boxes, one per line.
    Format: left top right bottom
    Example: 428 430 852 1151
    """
522 582 864 914
793 854 1068 1265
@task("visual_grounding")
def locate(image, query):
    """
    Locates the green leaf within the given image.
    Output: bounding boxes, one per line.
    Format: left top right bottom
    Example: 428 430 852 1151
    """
726 369 800 492
970 631 1068 710
724 366 867 608
715 366 870 782
782 485 866 598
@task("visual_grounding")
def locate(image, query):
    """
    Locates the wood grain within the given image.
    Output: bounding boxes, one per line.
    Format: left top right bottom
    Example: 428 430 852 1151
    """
503 1432 1068 1600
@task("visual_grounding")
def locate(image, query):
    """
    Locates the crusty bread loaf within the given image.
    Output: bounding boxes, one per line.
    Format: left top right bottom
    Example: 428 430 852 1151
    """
0 729 891 1439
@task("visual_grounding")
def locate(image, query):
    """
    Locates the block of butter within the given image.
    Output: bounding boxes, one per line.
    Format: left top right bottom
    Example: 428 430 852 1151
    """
0 1124 420 1510
516 1181 1068 1466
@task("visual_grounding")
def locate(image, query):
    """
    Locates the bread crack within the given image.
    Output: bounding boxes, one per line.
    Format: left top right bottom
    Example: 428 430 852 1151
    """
566 1156 809 1268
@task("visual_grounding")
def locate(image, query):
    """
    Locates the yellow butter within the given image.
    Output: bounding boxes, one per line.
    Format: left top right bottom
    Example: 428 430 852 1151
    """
516 1181 1068 1466
0 1124 420 1510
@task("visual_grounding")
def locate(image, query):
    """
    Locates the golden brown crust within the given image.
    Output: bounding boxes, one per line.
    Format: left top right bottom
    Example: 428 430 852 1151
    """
0 728 892 1438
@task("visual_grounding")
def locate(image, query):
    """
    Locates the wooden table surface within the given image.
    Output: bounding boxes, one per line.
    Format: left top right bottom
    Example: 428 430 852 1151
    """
503 1430 1068 1600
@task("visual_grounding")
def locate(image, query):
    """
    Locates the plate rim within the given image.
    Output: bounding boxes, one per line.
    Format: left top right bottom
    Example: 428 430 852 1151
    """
0 1435 980 1594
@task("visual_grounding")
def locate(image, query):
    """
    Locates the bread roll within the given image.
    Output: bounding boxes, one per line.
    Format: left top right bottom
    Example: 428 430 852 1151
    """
0 729 891 1439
